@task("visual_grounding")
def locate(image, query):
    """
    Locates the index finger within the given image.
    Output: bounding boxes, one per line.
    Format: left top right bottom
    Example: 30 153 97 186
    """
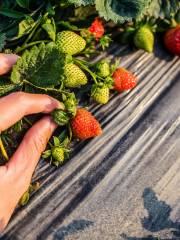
0 92 64 132
0 54 19 75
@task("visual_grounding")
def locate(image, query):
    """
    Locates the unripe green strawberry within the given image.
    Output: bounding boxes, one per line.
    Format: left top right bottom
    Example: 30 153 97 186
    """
134 26 154 53
96 60 110 78
91 84 110 104
56 31 86 55
52 147 64 165
64 63 88 88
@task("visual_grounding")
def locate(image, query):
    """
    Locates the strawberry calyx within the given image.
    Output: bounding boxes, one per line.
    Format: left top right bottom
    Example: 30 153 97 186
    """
62 92 78 117
51 109 70 126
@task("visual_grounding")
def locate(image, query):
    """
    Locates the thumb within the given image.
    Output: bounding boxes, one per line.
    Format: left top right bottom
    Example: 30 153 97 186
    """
0 54 19 75
0 116 57 231
7 116 57 186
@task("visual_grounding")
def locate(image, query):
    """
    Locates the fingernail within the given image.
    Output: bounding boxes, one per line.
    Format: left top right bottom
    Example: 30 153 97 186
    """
7 54 19 64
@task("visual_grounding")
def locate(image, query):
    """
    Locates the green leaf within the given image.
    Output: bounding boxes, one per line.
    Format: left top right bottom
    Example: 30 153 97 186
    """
143 0 161 19
46 2 56 16
95 0 153 23
99 35 112 50
42 150 52 159
53 160 60 167
66 0 94 6
160 0 180 19
16 0 29 9
11 42 65 88
18 18 35 37
135 0 180 20
0 83 21 97
42 18 56 41
1 0 16 9
53 136 60 146
61 137 70 147
74 6 96 20
0 8 27 18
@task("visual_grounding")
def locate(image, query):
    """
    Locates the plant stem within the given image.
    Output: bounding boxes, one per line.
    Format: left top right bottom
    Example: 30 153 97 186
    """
68 123 72 142
15 40 50 53
81 50 100 55
74 58 98 84
23 80 56 92
0 136 9 161
75 58 94 66
23 80 70 95
23 17 42 45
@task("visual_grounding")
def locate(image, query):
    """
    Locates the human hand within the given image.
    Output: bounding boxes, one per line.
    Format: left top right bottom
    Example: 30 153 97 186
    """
0 54 63 231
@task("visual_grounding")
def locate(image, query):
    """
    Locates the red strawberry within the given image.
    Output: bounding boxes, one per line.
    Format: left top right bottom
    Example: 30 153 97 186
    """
113 68 137 92
164 25 180 55
71 108 102 140
89 17 105 40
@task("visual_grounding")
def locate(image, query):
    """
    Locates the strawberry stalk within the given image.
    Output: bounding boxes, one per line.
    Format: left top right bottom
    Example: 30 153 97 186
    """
73 58 105 81
81 49 101 56
74 58 106 84
15 40 50 53
23 80 70 95
74 58 98 84
0 136 9 161
68 123 72 142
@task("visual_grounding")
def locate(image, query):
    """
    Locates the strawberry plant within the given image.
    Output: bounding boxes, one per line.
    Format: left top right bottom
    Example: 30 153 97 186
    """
0 0 179 206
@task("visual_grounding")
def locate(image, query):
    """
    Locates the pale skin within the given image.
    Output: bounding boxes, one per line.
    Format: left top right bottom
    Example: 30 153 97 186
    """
0 54 64 232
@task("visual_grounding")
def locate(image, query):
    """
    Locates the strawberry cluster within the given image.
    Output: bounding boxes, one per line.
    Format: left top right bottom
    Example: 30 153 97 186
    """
51 27 137 144
47 19 138 166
